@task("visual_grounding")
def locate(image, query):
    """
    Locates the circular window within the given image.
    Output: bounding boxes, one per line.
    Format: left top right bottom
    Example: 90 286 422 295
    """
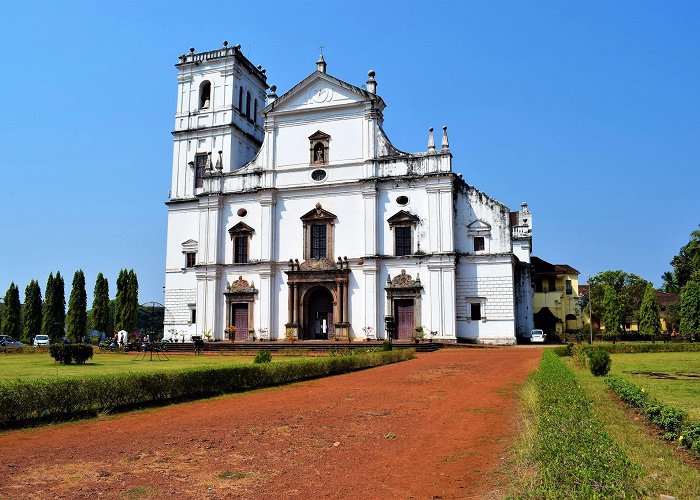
311 169 327 182
396 195 409 206
237 208 247 217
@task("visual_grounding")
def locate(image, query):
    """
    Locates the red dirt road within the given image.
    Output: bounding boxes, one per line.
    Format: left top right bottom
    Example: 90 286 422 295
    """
0 349 540 499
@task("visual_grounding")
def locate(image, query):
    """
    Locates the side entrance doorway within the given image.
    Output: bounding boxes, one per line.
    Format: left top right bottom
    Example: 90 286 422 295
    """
231 303 249 341
395 299 415 340
305 287 334 340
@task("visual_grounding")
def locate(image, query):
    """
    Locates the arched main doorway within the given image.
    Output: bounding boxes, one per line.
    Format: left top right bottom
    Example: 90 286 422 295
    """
304 286 334 340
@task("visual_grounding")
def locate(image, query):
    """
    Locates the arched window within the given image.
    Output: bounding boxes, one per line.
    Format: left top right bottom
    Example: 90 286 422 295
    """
246 92 251 120
253 99 258 124
238 86 243 111
199 81 211 109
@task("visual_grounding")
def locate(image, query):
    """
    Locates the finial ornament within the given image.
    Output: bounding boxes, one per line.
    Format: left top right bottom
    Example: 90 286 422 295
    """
428 128 436 152
366 70 377 94
441 126 449 150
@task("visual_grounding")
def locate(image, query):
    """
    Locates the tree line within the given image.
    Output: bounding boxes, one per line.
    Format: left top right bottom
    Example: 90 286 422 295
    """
0 269 139 344
584 227 700 338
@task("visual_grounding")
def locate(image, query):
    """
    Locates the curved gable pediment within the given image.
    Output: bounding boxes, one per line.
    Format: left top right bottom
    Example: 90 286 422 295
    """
181 239 198 252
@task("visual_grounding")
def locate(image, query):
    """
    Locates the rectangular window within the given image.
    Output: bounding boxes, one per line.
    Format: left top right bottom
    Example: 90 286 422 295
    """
535 279 543 292
311 224 327 259
190 308 197 324
395 226 412 256
548 277 556 292
565 279 573 295
234 236 248 263
474 236 485 252
470 303 482 320
194 154 207 188
185 252 196 268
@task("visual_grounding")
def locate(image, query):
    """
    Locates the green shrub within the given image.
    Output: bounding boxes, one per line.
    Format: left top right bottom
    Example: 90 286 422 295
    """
605 376 700 456
528 351 639 497
382 339 392 351
0 349 415 427
253 350 272 363
573 342 700 356
588 349 612 376
552 343 574 357
49 344 94 365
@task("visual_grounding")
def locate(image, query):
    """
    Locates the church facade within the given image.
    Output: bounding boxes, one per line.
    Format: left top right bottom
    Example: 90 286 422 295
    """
163 44 533 345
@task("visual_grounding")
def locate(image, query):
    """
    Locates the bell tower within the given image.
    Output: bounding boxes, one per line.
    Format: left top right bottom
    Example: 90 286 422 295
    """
169 42 268 200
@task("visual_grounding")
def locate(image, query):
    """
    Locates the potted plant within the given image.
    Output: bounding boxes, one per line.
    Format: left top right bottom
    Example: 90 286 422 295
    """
204 329 213 342
225 326 237 342
411 326 425 344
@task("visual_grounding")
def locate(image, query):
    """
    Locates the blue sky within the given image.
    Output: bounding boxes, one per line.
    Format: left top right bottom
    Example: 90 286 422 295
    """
1 0 698 305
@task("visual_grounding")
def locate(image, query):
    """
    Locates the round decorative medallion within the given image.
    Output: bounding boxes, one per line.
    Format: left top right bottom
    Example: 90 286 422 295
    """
237 208 247 217
396 195 409 206
311 169 327 182
311 87 332 103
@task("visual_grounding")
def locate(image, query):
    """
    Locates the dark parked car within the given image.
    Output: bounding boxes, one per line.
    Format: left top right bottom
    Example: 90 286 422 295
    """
0 335 25 350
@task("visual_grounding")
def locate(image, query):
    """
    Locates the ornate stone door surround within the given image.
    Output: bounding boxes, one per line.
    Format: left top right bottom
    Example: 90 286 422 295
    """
224 276 257 340
285 257 351 340
385 270 423 339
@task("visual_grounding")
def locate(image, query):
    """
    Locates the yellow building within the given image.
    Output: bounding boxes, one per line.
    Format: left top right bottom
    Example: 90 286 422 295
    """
531 257 582 337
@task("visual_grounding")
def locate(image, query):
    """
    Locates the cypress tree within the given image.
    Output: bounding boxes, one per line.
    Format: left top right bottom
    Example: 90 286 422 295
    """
22 280 42 343
680 281 700 335
2 283 21 339
602 285 623 339
53 271 66 340
638 283 661 338
66 270 88 341
41 273 56 341
127 270 139 333
114 269 128 332
92 273 111 335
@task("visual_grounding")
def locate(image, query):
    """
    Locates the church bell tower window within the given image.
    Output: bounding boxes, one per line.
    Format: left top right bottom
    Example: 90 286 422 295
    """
199 81 211 109
194 153 207 189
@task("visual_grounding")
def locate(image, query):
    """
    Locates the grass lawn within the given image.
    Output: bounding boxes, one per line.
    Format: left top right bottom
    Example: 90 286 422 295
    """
609 352 700 420
0 352 300 382
568 358 700 498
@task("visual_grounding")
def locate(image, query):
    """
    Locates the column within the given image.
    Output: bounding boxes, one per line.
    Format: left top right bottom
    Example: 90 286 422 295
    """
292 284 299 324
342 280 349 324
362 185 377 256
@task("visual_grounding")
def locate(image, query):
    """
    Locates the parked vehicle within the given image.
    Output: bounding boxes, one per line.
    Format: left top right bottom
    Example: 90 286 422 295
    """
0 335 25 350
530 329 546 343
33 334 50 347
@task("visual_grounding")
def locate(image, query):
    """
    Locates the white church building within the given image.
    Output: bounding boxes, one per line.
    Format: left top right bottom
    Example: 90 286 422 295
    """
164 43 533 345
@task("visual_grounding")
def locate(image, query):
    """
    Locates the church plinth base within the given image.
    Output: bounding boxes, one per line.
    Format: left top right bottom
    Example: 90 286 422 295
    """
284 323 300 341
334 323 350 341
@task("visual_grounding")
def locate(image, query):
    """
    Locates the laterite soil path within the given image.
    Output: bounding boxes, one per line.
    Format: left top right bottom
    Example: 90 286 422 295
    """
0 349 540 499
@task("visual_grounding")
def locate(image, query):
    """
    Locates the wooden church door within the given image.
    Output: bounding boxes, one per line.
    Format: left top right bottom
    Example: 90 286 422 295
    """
395 299 415 340
232 304 249 341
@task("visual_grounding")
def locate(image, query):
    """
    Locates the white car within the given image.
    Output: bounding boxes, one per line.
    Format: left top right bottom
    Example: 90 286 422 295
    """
33 334 50 347
530 329 546 343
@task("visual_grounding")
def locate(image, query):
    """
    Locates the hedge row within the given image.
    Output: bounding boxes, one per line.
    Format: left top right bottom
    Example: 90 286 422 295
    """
0 349 415 427
528 350 639 498
605 376 700 456
573 342 700 356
